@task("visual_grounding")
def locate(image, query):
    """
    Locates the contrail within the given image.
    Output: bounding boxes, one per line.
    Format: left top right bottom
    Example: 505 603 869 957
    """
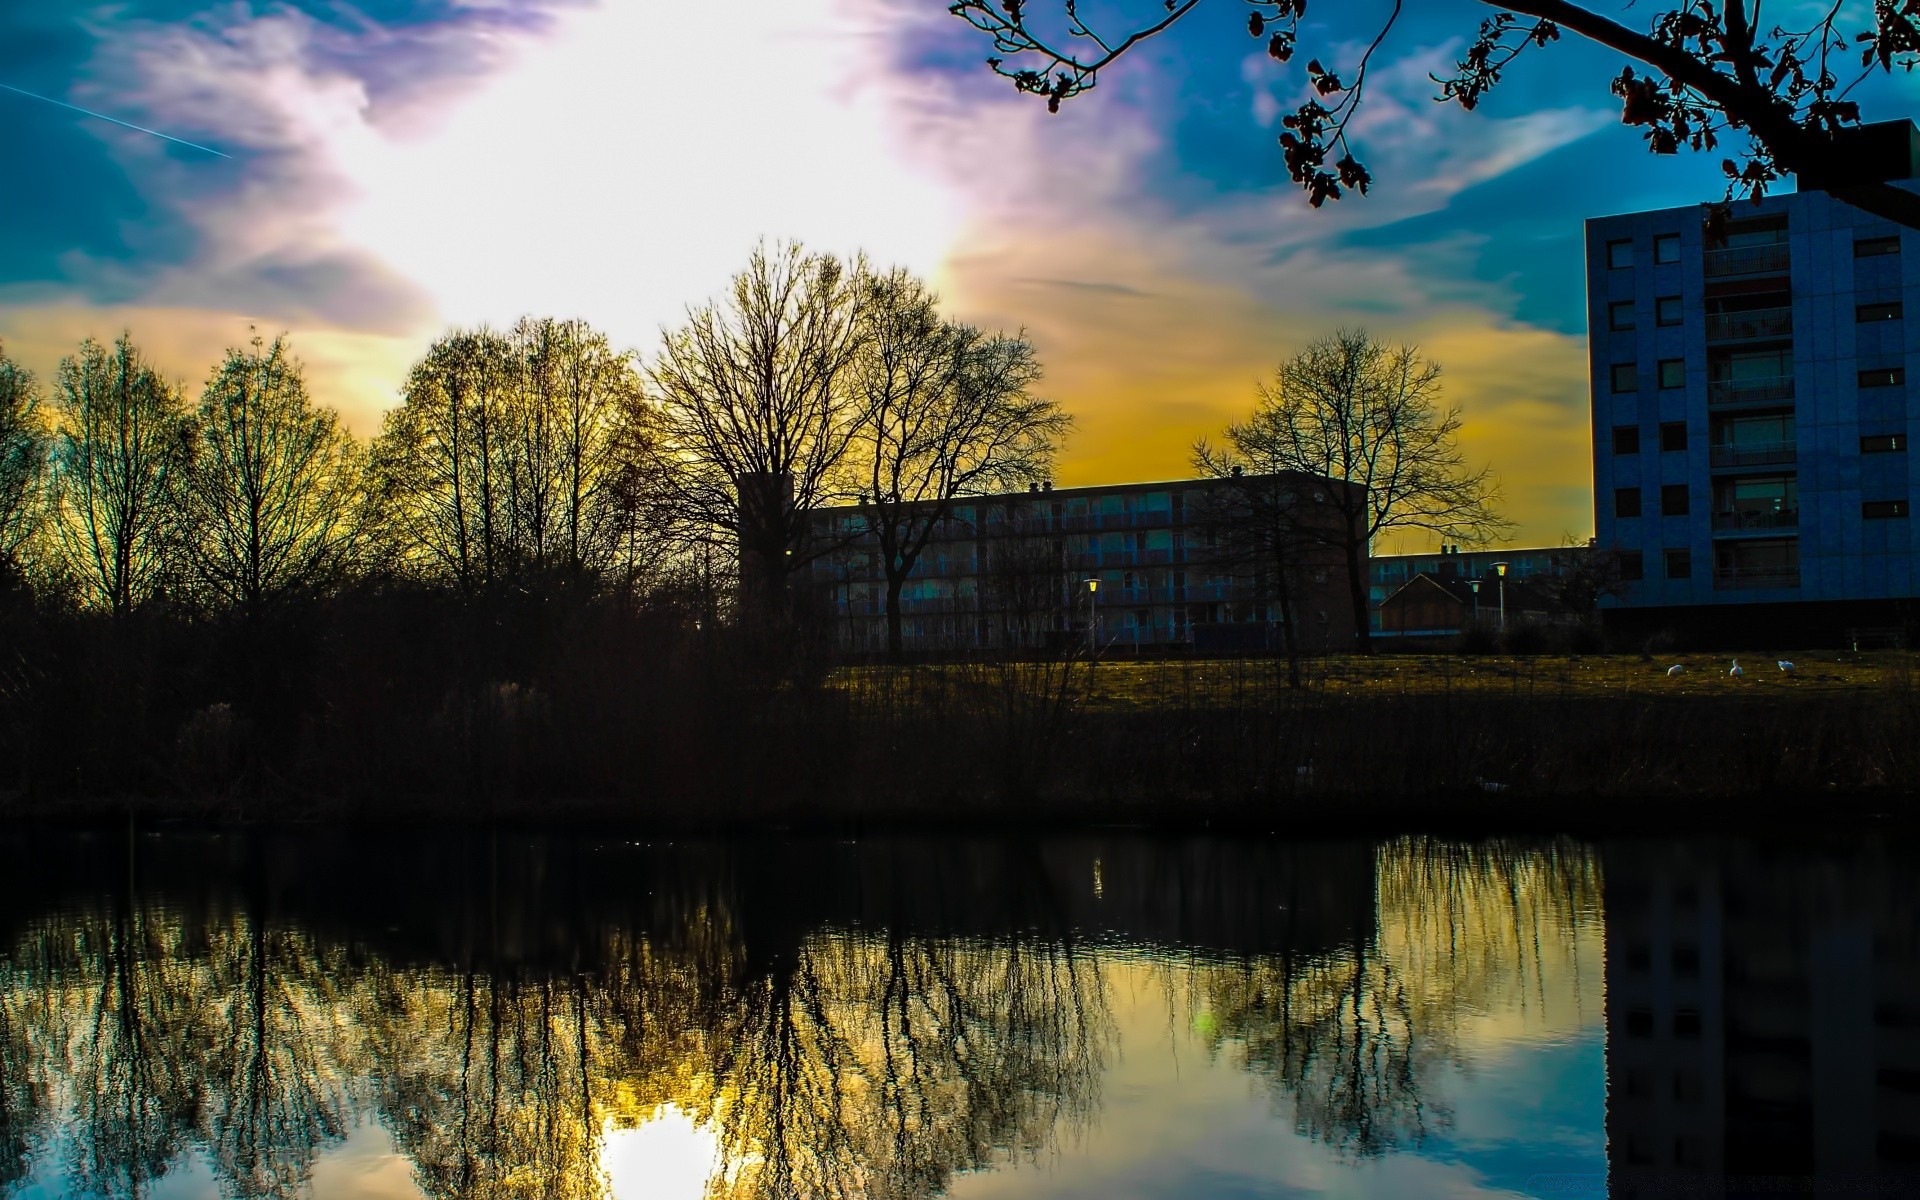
0 81 230 159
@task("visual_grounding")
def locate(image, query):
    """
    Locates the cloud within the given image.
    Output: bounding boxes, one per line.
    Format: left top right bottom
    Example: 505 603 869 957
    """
872 9 1610 544
4 0 1621 544
0 295 418 434
4 0 963 430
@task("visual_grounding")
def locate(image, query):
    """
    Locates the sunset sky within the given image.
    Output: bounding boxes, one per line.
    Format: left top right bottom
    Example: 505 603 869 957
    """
4 0 1917 548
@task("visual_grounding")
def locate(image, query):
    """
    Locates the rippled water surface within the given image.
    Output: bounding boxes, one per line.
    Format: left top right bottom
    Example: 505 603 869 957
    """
0 830 1913 1199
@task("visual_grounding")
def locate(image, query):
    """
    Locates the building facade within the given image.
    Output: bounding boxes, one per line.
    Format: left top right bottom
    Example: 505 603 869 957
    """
805 475 1363 655
1587 122 1920 639
1368 545 1575 610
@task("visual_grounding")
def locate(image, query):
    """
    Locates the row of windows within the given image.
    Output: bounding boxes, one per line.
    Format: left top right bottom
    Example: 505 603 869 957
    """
1608 298 1899 332
1611 361 1687 392
1613 429 1905 455
1606 234 1683 270
1612 363 1905 393
1605 230 1900 270
1612 423 1690 454
1608 297 1684 331
1616 491 1909 520
1616 487 1683 518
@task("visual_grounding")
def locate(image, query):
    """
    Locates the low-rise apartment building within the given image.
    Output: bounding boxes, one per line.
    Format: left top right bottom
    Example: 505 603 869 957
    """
805 474 1364 655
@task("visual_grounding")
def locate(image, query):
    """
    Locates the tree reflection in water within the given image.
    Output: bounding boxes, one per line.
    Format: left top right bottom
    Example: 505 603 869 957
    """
0 831 1605 1199
1187 837 1603 1158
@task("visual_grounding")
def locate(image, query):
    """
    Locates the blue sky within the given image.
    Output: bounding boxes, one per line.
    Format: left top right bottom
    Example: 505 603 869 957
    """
3 0 1916 544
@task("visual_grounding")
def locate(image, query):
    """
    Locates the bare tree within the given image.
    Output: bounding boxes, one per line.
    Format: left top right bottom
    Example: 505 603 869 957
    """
49 334 187 619
175 333 373 621
1185 454 1323 688
1209 330 1509 654
850 269 1070 659
949 1 1920 230
0 342 45 578
376 319 643 597
376 328 516 595
647 241 869 624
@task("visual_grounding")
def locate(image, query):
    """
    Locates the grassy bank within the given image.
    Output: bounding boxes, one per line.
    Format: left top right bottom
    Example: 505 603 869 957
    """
809 652 1920 830
10 652 1915 833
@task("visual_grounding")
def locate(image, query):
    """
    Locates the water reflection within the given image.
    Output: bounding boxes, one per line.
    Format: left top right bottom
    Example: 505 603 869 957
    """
0 830 1906 1198
1605 837 1920 1197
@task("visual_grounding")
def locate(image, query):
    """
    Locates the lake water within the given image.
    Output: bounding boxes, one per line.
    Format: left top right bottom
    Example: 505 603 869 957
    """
0 829 1913 1199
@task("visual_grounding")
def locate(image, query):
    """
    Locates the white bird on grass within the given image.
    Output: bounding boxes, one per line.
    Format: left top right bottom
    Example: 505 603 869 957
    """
1777 660 1796 673
1729 659 1745 677
1667 664 1686 677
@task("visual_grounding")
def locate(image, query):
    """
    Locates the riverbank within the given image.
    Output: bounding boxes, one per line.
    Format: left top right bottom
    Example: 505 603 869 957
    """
5 652 1916 834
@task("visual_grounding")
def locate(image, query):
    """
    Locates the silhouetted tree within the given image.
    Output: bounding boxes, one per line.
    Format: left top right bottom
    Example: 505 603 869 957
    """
376 319 643 598
175 333 373 621
0 342 44 580
1186 456 1319 687
647 241 869 624
1206 331 1509 653
48 334 187 619
849 269 1069 658
949 1 1920 229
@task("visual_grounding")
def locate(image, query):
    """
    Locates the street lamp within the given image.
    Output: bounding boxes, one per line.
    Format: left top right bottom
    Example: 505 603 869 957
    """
1492 561 1510 632
1083 577 1101 655
1468 578 1481 628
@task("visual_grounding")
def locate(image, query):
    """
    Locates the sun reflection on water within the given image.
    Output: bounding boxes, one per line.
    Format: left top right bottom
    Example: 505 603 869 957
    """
601 1107 723 1200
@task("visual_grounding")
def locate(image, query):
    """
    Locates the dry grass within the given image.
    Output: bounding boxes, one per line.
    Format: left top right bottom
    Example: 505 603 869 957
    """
834 651 1918 713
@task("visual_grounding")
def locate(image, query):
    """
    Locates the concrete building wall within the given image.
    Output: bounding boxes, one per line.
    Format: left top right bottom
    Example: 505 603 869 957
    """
1587 176 1920 621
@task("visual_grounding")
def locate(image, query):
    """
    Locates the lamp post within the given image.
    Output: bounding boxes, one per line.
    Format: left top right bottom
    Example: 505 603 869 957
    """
1469 578 1481 628
1492 561 1510 632
1083 577 1101 655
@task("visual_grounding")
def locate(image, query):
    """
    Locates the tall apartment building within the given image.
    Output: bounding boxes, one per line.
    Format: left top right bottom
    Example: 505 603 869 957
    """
804 474 1362 655
1588 121 1920 642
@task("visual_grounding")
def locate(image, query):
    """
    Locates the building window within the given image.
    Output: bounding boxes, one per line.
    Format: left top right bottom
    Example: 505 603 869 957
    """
1611 363 1638 393
1864 499 1910 519
1654 233 1681 264
1608 301 1636 331
1615 488 1643 518
1656 295 1683 326
1619 550 1645 580
1658 359 1686 389
1662 484 1690 516
1860 367 1906 387
1660 421 1687 452
1612 425 1641 454
1607 238 1633 269
1856 235 1901 257
1859 301 1904 322
1862 433 1907 453
1665 547 1692 578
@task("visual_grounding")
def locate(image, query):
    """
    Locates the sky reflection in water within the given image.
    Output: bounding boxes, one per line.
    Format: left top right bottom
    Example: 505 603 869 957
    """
0 831 1907 1199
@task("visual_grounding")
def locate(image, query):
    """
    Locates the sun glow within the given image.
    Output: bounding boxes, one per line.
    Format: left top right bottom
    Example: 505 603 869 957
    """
333 2 960 347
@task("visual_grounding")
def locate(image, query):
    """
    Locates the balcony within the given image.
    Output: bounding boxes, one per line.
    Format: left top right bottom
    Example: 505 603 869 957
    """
1706 307 1792 342
1703 243 1789 277
1712 506 1798 532
1714 566 1800 589
1710 442 1797 468
1707 376 1795 407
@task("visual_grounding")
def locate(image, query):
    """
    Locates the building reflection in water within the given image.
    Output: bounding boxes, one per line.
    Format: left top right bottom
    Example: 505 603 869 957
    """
2 830 1907 1198
1605 837 1920 1198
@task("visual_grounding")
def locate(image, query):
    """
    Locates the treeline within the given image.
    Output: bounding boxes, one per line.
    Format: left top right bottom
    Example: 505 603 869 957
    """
0 242 1067 812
